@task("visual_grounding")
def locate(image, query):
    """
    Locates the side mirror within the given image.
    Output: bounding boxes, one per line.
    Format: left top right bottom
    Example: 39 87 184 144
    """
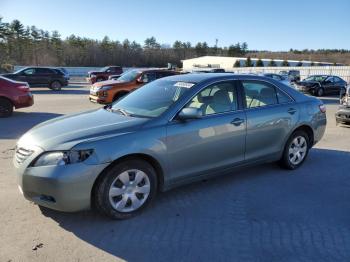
136 77 145 83
177 107 202 120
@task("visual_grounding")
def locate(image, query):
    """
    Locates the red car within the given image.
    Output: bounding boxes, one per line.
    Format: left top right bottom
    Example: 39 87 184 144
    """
87 66 123 84
0 76 34 117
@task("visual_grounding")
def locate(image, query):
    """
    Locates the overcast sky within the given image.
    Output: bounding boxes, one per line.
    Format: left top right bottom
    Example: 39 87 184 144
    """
1 0 349 51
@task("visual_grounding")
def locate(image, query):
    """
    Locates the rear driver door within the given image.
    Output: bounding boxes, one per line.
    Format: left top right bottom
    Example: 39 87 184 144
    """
240 79 299 161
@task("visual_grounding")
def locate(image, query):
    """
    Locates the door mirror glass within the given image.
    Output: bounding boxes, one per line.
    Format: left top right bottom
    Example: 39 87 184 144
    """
177 107 202 120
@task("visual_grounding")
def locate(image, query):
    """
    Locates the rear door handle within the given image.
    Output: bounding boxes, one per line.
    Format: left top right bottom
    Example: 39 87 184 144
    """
231 118 245 126
287 108 297 115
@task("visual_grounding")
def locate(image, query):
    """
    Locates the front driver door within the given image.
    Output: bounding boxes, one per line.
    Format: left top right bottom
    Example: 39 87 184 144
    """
166 80 246 183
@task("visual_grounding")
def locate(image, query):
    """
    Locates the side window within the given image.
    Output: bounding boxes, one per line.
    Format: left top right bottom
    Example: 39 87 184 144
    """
242 81 278 108
325 76 334 83
141 73 157 83
186 81 237 116
36 68 54 74
276 89 293 104
23 68 35 75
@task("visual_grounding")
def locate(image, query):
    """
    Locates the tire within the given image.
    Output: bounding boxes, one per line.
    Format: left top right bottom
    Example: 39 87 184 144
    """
315 87 324 97
0 97 13 118
93 159 157 219
50 80 62 91
280 130 310 170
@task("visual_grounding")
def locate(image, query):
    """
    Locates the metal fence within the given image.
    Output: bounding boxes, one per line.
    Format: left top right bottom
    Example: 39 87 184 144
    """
230 66 350 82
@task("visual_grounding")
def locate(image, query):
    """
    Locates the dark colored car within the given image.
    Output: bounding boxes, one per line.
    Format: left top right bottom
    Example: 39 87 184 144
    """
280 70 300 82
87 66 123 84
108 74 122 80
0 76 34 117
2 67 69 91
336 85 350 125
58 68 70 80
89 69 179 104
296 75 347 97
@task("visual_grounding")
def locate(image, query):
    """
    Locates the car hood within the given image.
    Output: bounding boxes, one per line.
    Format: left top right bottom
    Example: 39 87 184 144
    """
92 79 130 87
17 108 148 151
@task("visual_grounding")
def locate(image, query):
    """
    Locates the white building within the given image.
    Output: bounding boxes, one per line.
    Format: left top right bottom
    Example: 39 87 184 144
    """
182 56 334 72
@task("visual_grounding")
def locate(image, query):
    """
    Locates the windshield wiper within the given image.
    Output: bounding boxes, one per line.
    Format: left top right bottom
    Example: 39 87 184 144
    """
110 108 130 116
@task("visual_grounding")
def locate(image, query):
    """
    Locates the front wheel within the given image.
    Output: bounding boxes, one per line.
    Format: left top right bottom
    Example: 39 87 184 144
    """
280 131 310 170
93 159 157 219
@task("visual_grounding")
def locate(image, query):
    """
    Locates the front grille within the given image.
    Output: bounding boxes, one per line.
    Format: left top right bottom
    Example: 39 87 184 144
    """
15 147 34 164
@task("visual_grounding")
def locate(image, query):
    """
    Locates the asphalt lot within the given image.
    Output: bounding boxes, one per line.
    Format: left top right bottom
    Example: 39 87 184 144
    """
0 84 350 262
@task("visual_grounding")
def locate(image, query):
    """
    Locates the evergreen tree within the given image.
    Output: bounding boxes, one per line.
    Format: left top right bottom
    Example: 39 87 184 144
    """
233 60 241 67
245 56 253 67
256 58 264 67
268 59 277 67
281 60 289 66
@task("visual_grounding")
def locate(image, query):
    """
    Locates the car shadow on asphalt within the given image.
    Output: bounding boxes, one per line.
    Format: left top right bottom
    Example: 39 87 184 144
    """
0 112 63 139
38 147 350 261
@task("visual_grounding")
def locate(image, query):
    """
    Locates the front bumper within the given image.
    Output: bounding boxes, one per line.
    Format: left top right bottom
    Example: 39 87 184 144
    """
89 94 109 104
14 155 109 212
336 106 350 124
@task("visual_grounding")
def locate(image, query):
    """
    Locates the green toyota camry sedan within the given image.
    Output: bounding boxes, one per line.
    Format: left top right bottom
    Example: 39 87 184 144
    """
14 73 327 219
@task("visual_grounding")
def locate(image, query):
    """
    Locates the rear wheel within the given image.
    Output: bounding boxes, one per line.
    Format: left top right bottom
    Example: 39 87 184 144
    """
93 159 157 219
280 130 310 170
50 81 62 91
0 98 13 118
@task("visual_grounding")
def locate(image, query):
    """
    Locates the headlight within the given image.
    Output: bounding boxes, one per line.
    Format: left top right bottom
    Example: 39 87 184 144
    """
100 85 113 91
32 150 93 167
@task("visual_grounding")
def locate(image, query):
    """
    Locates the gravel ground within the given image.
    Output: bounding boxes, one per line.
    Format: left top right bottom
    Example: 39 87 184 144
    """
0 85 349 262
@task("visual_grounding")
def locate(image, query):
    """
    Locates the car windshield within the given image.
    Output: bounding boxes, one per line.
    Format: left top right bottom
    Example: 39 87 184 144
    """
110 79 194 118
99 66 110 72
116 70 140 82
305 75 327 82
13 68 25 74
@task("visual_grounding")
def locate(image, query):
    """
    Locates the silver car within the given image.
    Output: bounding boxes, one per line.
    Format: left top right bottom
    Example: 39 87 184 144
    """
14 74 327 219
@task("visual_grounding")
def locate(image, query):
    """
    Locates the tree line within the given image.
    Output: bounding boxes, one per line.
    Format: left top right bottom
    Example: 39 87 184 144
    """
0 17 349 72
0 17 249 70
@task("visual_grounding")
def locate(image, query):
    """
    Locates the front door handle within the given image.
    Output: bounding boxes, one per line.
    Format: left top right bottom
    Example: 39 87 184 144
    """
231 118 245 126
287 108 297 115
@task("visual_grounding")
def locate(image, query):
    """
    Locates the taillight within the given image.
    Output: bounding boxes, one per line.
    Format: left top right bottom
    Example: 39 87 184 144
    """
319 104 326 113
